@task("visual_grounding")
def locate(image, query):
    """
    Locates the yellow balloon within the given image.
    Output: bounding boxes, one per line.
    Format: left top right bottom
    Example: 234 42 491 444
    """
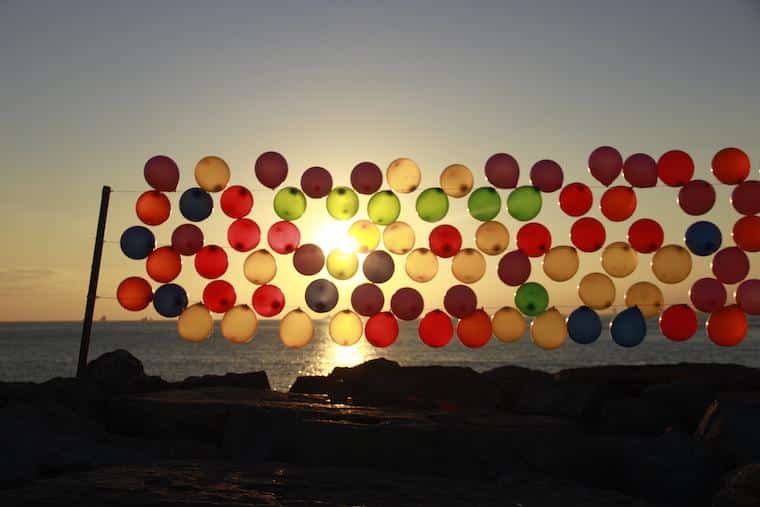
326 249 359 280
221 305 258 344
387 158 421 193
243 249 277 285
651 245 692 284
451 248 486 283
624 281 664 318
348 220 380 253
601 242 638 278
530 307 567 350
329 309 363 346
279 308 314 349
439 163 474 198
543 246 579 282
383 221 416 254
475 221 509 255
194 156 230 192
492 306 526 343
177 303 213 343
405 248 439 282
578 272 616 309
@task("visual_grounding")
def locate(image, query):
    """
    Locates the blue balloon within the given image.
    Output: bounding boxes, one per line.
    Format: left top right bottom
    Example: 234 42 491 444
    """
153 283 188 317
179 187 213 222
566 306 602 344
684 221 722 256
610 306 646 347
119 225 155 260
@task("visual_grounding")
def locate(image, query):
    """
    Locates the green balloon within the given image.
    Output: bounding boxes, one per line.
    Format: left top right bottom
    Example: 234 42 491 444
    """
415 187 449 222
326 186 359 220
515 282 549 316
467 187 501 221
367 190 401 225
507 186 542 221
273 186 307 220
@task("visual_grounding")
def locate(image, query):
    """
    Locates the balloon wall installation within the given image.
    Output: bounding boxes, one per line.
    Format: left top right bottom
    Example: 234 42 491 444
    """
274 187 307 220
659 305 698 342
146 246 182 283
221 185 253 218
498 250 531 286
416 188 449 222
326 249 358 280
300 166 333 198
121 226 155 260
712 247 750 285
348 220 380 253
405 248 438 282
610 307 647 348
706 305 747 347
172 224 204 256
468 187 501 221
418 310 453 348
530 159 564 193
330 310 363 346
559 183 592 216
195 245 228 279
600 186 636 222
678 180 715 216
443 284 478 319
387 158 421 193
578 273 615 310
492 306 525 343
735 280 760 315
305 279 339 313
475 221 509 255
367 191 401 225
202 280 236 313
658 150 694 186
252 284 285 317
566 306 602 345
651 245 692 284
516 223 551 257
293 244 324 275
144 155 179 191
136 190 171 225
712 147 750 184
624 281 664 318
390 287 424 321
515 282 549 316
326 186 359 220
628 219 664 254
351 283 385 316
440 164 474 197
451 248 486 283
531 308 567 350
153 283 188 318
255 151 288 189
383 221 415 254
732 181 760 215
588 146 623 186
684 221 722 257
733 216 760 252
601 242 638 278
267 221 300 254
543 246 579 282
457 309 492 348
429 225 462 258
363 250 395 283
279 308 314 349
179 188 213 222
221 305 258 344
195 156 230 192
243 249 277 284
117 277 153 311
690 278 727 313
485 153 519 188
571 217 606 252
177 303 213 342
365 312 399 348
228 218 261 252
623 153 657 188
351 161 383 194
507 186 542 221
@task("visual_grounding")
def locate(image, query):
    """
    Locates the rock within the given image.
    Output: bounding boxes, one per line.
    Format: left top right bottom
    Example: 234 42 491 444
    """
174 371 270 391
290 375 339 396
708 402 760 468
82 349 167 395
481 365 552 409
220 408 274 462
713 464 760 507
511 377 604 420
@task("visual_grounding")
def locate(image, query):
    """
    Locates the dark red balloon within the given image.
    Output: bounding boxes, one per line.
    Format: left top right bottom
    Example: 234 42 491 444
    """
457 309 492 348
144 155 179 192
267 221 300 254
588 146 623 186
530 159 563 193
252 284 285 317
558 183 593 216
736 279 760 315
172 224 204 256
195 245 228 279
707 305 747 347
146 246 181 283
600 186 637 222
678 180 716 216
202 280 236 313
571 217 606 252
254 151 288 189
712 147 750 184
351 283 385 316
657 150 694 186
365 312 399 347
300 166 333 198
734 216 760 252
712 247 750 285
485 153 519 189
363 250 395 283
623 153 657 188
350 162 383 194
443 284 477 319
516 223 552 257
293 244 324 275
391 287 424 320
627 219 664 254
220 185 253 218
136 190 170 226
690 278 727 313
497 250 532 286
429 225 462 258
418 310 454 348
227 218 261 252
732 181 760 215
659 304 698 342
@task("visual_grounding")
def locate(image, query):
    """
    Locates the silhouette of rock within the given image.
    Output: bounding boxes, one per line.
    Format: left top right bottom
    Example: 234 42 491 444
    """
174 371 270 390
82 349 167 395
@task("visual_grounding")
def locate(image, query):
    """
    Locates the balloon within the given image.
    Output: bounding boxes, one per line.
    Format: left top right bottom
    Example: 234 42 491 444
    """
243 250 277 285
651 245 692 284
194 245 228 279
440 164 474 197
457 309 492 348
736 280 760 315
255 151 288 189
515 282 549 316
136 190 170 226
220 185 253 218
678 180 716 216
418 310 454 348
365 312 399 347
570 217 606 252
601 242 638 278
516 223 551 257
177 303 213 342
279 308 314 349
628 219 664 254
659 304 698 342
300 166 333 198
475 221 509 255
247 285 282 318
578 273 615 310
351 283 385 316
531 308 567 350
530 159 563 192
485 153 519 189
221 305 258 344
416 188 449 222
383 221 415 254
348 220 380 253
227 218 261 252
202 280 236 313
731 181 760 215
326 186 359 220
153 283 188 318
492 306 525 343
329 310 363 346
684 221 722 256
690 278 727 313
429 224 462 258
558 183 593 217
507 186 542 221
117 277 153 311
366 190 401 225
293 243 324 276
566 306 601 345
712 147 750 184
362 250 395 283
468 187 502 221
305 279 339 313
451 248 486 283
146 246 181 283
657 150 694 186
623 153 658 188
179 188 213 222
273 187 307 220
624 281 664 318
498 250 531 286
588 146 623 186
267 220 300 254
390 287 424 321
712 247 750 285
351 161 383 194
386 158 421 193
600 186 637 222
326 249 359 280
120 226 155 260
172 224 204 256
707 305 747 347
444 284 477 319
543 246 579 282
144 155 179 191
194 156 230 192
405 248 439 282
610 307 647 348
733 216 760 252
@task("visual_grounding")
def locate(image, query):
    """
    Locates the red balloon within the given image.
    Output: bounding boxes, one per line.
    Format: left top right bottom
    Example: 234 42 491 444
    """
571 217 606 252
600 186 637 222
293 244 325 275
588 146 623 186
733 216 760 252
485 153 519 189
144 155 179 192
443 284 477 319
559 182 593 216
429 225 462 258
657 150 694 186
627 219 664 254
254 151 288 189
678 180 716 216
690 278 727 313
350 162 383 194
418 310 454 348
172 224 204 256
252 284 285 317
136 190 170 226
351 283 385 316
267 221 300 254
301 166 333 198
117 277 153 311
712 247 749 285
227 219 261 252
220 185 253 218
365 312 399 347
497 250 531 286
712 147 750 184
530 159 563 193
195 245 228 279
659 304 698 342
457 309 492 348
707 305 747 347
203 280 236 313
516 223 552 257
736 279 760 315
623 153 657 188
391 287 424 320
731 180 760 215
146 246 181 283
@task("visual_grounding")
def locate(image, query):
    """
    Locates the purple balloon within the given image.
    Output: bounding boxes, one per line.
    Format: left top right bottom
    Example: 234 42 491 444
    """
171 224 204 256
623 153 657 188
351 283 385 316
732 181 760 215
712 247 750 285
293 244 325 276
485 153 520 189
255 151 288 189
678 180 716 216
144 155 179 191
390 287 424 320
588 146 623 186
350 162 383 194
497 250 531 286
300 166 333 198
530 159 564 193
690 278 727 313
736 279 760 315
363 250 395 283
443 284 477 319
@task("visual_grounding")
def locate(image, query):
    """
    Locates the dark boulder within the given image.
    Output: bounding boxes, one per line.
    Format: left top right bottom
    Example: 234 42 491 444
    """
510 377 605 421
481 365 552 409
82 349 167 395
174 371 270 391
713 464 760 507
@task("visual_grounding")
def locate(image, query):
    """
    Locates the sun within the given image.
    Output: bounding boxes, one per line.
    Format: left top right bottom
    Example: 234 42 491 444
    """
315 220 358 254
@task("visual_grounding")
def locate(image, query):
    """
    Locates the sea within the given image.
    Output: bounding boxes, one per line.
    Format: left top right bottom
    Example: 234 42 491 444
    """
1 318 759 392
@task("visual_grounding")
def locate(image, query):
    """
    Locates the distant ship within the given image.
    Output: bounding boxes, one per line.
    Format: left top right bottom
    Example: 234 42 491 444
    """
98 315 107 321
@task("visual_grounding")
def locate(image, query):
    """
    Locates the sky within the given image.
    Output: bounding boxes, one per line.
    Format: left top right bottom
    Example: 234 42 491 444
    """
0 0 758 321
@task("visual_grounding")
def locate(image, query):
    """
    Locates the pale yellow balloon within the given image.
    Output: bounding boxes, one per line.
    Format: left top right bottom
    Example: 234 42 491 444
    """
530 307 567 350
326 249 359 280
451 248 486 283
194 155 230 192
405 248 439 282
243 250 277 285
578 272 616 310
439 163 474 198
475 221 509 255
383 221 416 254
651 245 692 284
624 281 664 318
348 220 380 253
386 158 421 193
279 308 314 349
221 305 258 344
492 306 526 343
601 242 638 278
543 246 580 282
177 303 213 343
329 309 363 346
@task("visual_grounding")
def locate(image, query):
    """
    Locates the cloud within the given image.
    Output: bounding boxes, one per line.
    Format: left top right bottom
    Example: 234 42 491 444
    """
0 267 72 290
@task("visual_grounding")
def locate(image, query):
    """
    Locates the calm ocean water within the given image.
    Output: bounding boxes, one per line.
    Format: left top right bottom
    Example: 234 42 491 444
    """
1 318 758 391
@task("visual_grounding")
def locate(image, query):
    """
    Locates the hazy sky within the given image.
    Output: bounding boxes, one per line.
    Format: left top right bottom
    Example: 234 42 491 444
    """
0 0 758 321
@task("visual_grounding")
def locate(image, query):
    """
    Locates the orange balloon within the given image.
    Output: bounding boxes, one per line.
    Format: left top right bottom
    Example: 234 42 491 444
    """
712 147 750 184
116 277 152 311
136 190 170 226
600 186 637 222
146 246 181 283
707 305 748 347
457 309 492 348
733 216 760 252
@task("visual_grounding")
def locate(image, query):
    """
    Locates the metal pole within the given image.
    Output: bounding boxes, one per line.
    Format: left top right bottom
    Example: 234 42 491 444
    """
77 185 111 378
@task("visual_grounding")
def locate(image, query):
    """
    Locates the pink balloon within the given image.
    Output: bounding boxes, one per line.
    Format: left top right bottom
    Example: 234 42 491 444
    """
267 221 300 254
588 146 623 186
623 153 657 188
678 180 716 216
690 278 727 313
300 166 333 198
485 153 519 189
350 162 383 194
732 181 760 215
497 250 531 286
443 285 477 319
144 155 179 192
254 151 288 189
712 247 750 285
530 159 564 193
736 279 760 315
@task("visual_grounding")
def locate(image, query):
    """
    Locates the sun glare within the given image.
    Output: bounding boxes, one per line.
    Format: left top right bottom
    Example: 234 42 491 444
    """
316 220 359 253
